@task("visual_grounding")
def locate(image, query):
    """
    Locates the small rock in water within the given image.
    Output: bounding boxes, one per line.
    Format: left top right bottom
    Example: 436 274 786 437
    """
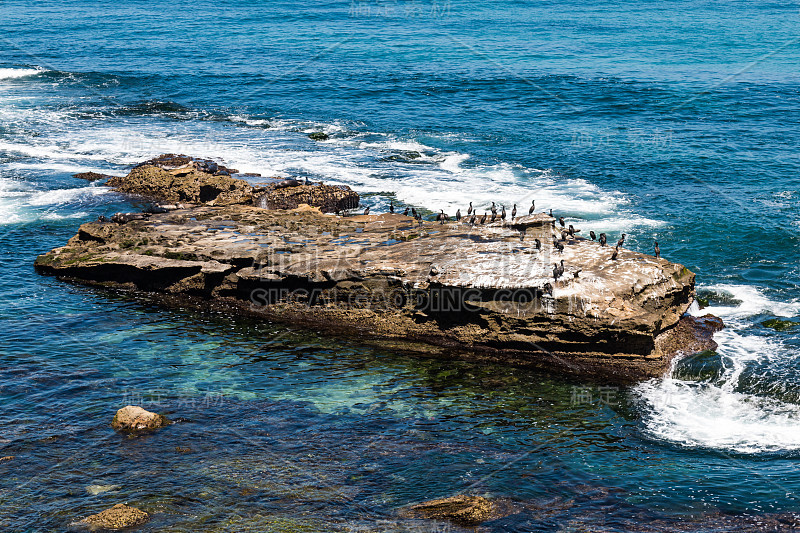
86 484 122 495
308 131 329 141
404 495 493 526
73 172 116 182
762 318 799 331
0 455 14 462
78 503 148 530
111 405 168 433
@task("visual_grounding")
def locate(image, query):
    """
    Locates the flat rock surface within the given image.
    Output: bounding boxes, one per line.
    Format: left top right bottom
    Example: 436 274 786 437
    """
36 205 712 382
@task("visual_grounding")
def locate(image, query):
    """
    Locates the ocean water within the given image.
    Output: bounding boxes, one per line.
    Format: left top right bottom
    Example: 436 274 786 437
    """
2 0 800 530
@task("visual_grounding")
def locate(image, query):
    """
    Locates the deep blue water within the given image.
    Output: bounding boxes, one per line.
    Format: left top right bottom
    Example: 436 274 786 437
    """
2 0 800 530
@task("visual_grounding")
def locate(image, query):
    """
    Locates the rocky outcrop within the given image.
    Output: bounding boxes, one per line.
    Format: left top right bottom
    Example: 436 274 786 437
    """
403 495 493 525
111 405 168 433
36 199 708 382
78 504 149 530
106 164 253 206
103 153 359 213
254 183 359 213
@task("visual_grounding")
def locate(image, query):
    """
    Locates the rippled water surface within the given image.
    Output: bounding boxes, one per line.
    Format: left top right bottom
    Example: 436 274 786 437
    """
2 0 800 530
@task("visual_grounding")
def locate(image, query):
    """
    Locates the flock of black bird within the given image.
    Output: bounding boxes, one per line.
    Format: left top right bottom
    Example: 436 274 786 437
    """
370 200 662 281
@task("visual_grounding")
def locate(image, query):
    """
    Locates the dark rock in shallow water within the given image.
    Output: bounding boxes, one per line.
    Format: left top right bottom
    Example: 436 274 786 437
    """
73 172 116 182
78 503 149 530
308 132 329 141
762 318 800 331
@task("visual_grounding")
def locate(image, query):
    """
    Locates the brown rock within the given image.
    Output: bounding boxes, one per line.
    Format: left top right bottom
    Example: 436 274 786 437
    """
73 172 116 182
254 183 359 213
111 405 168 433
79 503 149 530
106 165 253 206
0 456 13 463
405 495 493 526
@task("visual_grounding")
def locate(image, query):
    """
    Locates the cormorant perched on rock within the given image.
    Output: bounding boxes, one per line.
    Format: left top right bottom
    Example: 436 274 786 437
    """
511 204 517 219
529 200 535 215
554 240 564 253
616 234 626 248
363 206 370 215
552 260 565 281
438 210 448 224
543 282 553 296
389 201 394 214
455 208 461 222
534 238 541 250
611 246 619 260
549 208 553 217
491 212 497 223
573 269 582 278
561 230 568 241
467 201 473 215
568 224 575 237
559 216 565 228
469 213 477 225
480 212 487 224
654 241 660 258
500 205 506 221
411 207 418 218
491 202 497 216
403 207 409 216
599 233 607 247
590 230 596 241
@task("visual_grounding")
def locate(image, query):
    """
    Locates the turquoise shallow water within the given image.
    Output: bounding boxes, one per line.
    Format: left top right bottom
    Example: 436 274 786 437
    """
2 0 800 530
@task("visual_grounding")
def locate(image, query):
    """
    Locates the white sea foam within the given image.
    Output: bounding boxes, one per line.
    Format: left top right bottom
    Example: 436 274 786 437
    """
0 178 108 224
636 330 800 454
635 284 800 454
697 284 800 325
0 68 45 80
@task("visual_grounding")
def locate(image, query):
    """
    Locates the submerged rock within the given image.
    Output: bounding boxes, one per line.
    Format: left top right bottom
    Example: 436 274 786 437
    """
111 406 168 433
308 131 329 141
78 503 148 530
86 484 122 496
404 495 493 525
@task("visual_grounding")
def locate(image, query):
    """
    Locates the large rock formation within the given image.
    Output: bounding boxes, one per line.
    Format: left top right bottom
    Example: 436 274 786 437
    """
36 198 714 382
